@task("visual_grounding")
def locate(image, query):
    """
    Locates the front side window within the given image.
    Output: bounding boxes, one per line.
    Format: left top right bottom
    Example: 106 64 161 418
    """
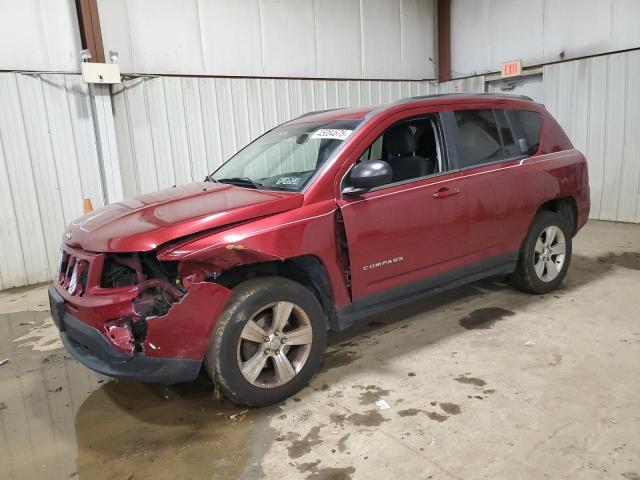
350 115 444 187
211 119 360 191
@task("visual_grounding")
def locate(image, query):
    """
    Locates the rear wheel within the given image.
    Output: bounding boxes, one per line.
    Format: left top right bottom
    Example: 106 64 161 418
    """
205 277 327 407
512 211 572 294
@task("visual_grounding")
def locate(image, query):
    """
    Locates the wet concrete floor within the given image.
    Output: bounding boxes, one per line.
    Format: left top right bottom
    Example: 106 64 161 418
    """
1 220 639 479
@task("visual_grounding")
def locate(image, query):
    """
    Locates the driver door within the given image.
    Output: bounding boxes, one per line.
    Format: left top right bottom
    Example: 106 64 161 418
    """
336 111 468 307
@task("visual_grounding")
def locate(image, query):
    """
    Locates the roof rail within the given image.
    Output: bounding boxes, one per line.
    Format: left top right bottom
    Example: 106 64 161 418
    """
395 92 534 105
294 108 343 120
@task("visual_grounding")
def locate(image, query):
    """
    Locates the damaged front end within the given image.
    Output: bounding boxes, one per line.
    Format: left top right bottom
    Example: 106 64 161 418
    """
101 253 187 348
52 246 233 382
99 252 233 359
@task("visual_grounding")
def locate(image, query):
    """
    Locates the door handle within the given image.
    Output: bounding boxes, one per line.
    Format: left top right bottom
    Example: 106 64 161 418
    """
432 187 460 199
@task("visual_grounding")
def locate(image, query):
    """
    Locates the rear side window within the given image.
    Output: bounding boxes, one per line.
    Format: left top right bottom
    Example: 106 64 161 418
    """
454 109 502 168
509 110 542 156
494 110 519 159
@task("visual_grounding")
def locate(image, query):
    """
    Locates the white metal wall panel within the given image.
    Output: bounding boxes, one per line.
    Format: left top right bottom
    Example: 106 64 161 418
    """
127 0 204 75
112 77 439 198
401 0 437 79
486 74 544 104
361 0 402 79
198 0 264 77
611 0 640 51
543 50 640 223
451 0 640 79
450 0 491 77
0 73 105 289
261 0 317 77
438 76 485 94
543 0 612 62
619 53 640 223
315 0 362 78
97 0 437 80
489 0 544 70
0 0 82 72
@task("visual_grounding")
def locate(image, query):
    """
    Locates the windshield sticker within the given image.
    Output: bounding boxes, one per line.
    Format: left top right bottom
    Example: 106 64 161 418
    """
311 129 353 141
275 176 302 186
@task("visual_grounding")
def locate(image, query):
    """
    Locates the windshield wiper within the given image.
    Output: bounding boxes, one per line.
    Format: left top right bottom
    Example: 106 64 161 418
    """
217 177 262 189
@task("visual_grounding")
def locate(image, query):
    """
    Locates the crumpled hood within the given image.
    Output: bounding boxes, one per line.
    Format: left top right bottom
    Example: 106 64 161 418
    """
65 182 303 252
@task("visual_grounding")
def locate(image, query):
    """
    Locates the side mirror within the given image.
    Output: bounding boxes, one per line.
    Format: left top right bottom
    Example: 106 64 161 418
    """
343 160 393 196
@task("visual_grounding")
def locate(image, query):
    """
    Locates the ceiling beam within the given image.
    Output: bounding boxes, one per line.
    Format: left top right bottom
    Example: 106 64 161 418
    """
437 0 452 82
75 0 105 63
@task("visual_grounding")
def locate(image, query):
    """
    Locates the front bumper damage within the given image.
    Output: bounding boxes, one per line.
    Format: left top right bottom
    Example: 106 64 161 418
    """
49 278 233 384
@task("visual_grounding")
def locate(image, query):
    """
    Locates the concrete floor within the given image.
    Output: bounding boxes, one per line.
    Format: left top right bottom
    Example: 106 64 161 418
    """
1 220 639 480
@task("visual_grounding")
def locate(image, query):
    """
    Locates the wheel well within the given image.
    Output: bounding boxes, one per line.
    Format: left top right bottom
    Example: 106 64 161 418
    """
214 255 337 328
536 197 578 235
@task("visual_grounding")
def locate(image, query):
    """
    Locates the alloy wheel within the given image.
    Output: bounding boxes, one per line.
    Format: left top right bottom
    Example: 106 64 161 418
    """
533 225 566 282
236 301 313 388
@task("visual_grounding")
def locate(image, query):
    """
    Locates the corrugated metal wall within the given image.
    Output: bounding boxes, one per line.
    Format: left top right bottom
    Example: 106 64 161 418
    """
544 50 640 223
98 0 437 79
450 0 640 79
438 76 486 95
111 77 442 198
0 0 82 72
0 73 105 290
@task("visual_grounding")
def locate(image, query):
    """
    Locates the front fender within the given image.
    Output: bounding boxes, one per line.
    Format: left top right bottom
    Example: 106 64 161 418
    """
143 281 233 360
156 201 352 308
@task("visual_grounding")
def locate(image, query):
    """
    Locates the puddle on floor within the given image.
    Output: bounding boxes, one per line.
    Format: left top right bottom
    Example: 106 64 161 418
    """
0 309 279 480
75 378 277 480
13 315 62 351
598 251 640 270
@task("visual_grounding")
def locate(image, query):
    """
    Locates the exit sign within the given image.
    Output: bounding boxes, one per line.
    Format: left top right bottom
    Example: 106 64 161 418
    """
501 59 522 78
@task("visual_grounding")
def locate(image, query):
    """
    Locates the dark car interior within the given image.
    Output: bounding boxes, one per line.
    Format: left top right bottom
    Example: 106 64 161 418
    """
355 116 442 186
382 124 435 182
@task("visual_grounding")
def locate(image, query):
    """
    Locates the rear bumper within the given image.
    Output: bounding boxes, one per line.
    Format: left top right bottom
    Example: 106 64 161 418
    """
49 286 218 384
576 185 590 233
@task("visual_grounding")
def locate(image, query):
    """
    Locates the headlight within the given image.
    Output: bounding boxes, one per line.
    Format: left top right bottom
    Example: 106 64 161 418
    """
68 263 79 295
55 250 64 277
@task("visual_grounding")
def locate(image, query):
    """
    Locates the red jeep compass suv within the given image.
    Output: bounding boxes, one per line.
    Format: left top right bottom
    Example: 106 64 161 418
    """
49 94 589 406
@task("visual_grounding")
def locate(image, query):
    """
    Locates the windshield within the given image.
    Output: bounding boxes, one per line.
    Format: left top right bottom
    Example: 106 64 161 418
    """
210 119 361 191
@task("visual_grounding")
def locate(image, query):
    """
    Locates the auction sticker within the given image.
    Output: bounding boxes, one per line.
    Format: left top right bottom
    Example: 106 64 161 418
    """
311 129 353 140
276 176 302 185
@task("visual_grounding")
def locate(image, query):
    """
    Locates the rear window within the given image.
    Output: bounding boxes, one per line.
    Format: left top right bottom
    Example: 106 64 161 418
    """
510 110 542 156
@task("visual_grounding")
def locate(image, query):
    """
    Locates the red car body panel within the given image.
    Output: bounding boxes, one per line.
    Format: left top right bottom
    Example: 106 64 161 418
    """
338 170 468 300
54 245 233 360
50 94 590 383
157 199 352 308
66 182 303 252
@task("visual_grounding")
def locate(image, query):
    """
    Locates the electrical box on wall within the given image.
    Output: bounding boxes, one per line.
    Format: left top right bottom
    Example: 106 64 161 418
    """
81 62 121 84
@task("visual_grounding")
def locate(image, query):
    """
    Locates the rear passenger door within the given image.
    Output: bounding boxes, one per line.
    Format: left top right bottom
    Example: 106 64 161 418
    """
452 108 542 268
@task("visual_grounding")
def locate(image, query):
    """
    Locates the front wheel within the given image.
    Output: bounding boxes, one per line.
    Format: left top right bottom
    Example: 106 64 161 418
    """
205 277 327 407
511 211 573 294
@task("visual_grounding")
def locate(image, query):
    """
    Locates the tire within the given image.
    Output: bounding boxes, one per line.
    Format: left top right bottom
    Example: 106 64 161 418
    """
205 277 327 407
511 211 573 294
